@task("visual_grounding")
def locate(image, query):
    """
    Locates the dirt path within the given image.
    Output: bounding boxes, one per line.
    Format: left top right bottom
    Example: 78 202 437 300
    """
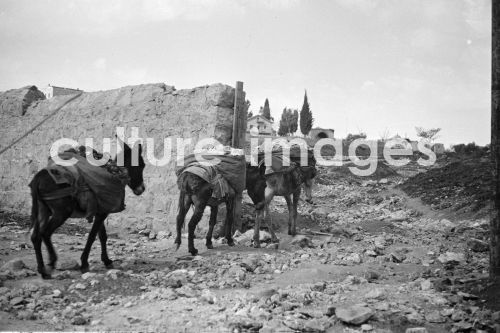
0 176 498 332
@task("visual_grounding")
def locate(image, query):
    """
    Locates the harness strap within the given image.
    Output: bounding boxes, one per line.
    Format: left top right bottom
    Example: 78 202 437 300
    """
40 184 90 201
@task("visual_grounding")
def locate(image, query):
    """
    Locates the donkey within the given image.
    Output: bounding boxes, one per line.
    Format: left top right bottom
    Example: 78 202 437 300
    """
175 163 268 256
175 172 237 256
29 143 145 279
252 162 316 248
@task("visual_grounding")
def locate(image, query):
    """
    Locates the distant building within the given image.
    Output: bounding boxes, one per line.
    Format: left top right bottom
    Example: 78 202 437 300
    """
310 127 335 140
42 84 82 99
247 115 275 136
432 143 445 155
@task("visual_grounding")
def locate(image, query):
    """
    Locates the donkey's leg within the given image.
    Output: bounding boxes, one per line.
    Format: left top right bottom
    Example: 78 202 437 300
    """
266 203 278 243
187 197 207 256
31 202 50 279
42 210 70 271
253 207 263 248
224 198 235 247
206 204 218 249
97 215 113 268
80 215 105 273
291 190 300 236
284 195 294 235
175 193 190 250
255 188 274 247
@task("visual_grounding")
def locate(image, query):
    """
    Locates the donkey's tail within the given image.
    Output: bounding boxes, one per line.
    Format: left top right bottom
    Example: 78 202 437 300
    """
28 172 41 238
177 189 187 230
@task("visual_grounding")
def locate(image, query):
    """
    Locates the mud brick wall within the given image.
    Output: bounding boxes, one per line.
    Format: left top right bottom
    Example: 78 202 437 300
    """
0 83 241 232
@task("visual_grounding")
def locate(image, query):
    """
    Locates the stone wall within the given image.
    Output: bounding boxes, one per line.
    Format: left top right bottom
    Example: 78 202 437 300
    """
0 82 241 232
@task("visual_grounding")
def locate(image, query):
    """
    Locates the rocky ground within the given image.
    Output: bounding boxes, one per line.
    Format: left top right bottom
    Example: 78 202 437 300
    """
0 159 499 332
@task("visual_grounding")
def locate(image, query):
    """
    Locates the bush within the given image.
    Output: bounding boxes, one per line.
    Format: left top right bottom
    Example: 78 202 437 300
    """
452 142 489 156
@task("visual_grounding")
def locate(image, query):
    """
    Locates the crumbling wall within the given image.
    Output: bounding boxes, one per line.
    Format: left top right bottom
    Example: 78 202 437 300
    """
0 82 240 232
0 86 46 117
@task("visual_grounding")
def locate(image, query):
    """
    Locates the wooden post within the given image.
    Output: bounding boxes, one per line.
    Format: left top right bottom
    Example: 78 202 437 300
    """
232 81 246 232
491 1 500 279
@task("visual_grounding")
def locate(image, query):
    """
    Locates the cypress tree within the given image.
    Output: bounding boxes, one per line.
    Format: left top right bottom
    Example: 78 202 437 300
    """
261 98 272 121
300 91 313 136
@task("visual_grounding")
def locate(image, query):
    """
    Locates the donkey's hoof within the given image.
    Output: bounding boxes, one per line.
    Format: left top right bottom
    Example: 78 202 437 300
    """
189 248 198 256
104 260 114 269
80 265 90 274
253 241 261 248
206 243 214 249
227 240 235 247
40 271 52 280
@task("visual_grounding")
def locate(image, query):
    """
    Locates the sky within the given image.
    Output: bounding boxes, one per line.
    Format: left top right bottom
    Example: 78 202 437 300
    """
0 0 491 146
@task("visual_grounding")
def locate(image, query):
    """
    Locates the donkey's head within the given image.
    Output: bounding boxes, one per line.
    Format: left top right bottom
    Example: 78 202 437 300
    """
122 143 146 195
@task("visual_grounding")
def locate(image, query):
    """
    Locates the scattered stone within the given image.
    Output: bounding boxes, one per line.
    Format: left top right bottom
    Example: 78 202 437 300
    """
364 288 385 300
59 259 80 271
290 235 314 248
450 309 467 322
10 296 24 306
405 328 428 333
365 250 377 257
73 283 86 290
200 289 216 304
361 324 373 331
71 316 87 325
466 238 489 252
253 288 277 300
406 312 424 325
363 271 380 282
241 257 259 272
335 305 373 325
176 285 197 298
138 229 151 237
345 253 362 264
1 259 27 272
106 269 122 280
388 253 405 263
420 279 432 291
437 252 465 264
425 310 445 323
156 231 171 240
227 317 263 332
127 316 141 324
16 310 35 320
90 319 102 326
81 272 97 280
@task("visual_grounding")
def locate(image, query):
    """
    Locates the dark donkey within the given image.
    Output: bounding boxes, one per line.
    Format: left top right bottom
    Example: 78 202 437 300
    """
252 150 316 248
175 160 267 256
29 143 145 279
175 171 236 256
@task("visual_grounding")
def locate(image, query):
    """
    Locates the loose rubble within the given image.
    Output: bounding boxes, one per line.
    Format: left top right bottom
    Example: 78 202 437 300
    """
0 159 498 332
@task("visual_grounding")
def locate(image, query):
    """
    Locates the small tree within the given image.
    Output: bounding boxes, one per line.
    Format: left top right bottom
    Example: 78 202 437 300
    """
290 109 299 135
247 110 253 118
379 128 391 142
300 91 313 136
278 108 295 136
415 127 441 142
261 98 273 121
345 132 367 143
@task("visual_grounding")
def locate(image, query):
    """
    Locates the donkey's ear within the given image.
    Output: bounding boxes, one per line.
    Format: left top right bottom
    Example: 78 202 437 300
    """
138 143 142 154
